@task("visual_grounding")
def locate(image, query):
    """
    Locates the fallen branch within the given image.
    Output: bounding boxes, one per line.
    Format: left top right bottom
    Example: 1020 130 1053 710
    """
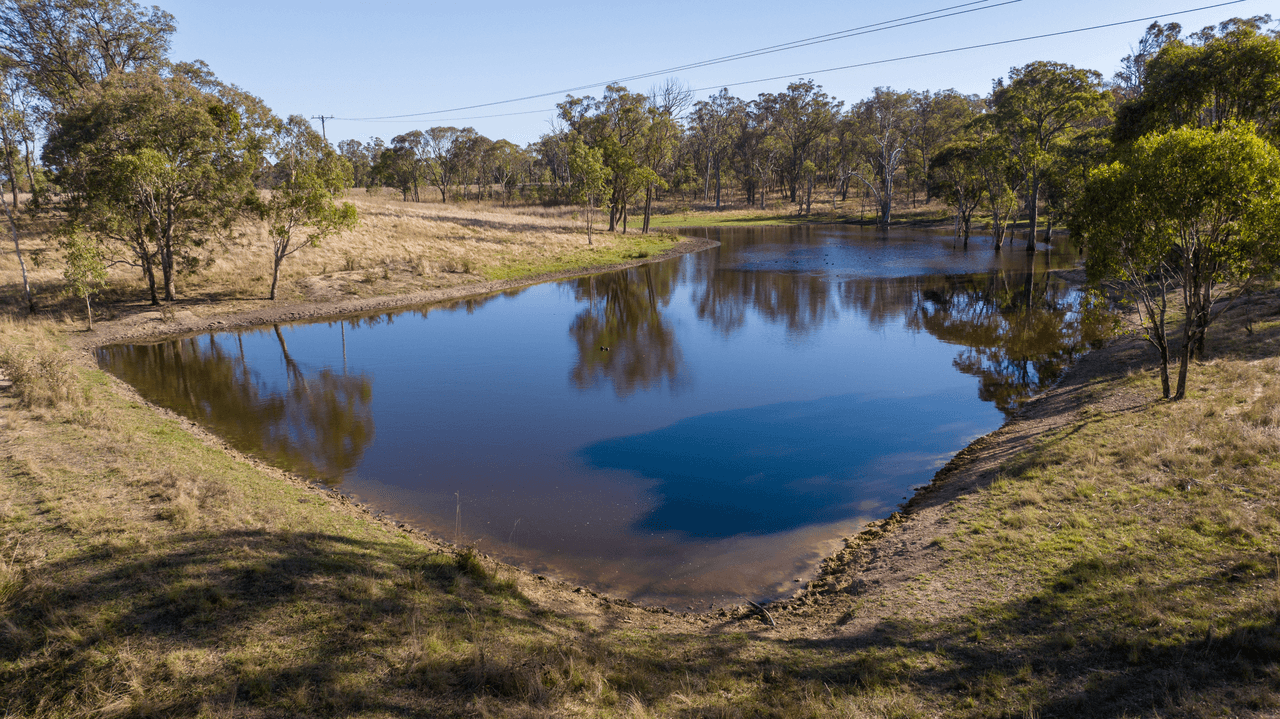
746 600 776 627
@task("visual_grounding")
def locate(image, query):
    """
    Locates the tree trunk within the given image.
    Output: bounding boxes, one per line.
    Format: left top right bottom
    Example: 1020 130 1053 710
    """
0 121 34 313
1173 329 1192 400
1025 175 1040 252
160 225 176 302
714 158 722 209
84 295 93 331
2 191 33 312
143 255 159 306
270 253 283 300
642 184 653 234
162 253 176 301
878 169 893 227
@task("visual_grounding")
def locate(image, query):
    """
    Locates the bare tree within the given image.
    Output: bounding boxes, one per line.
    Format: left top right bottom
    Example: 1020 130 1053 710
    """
847 87 913 227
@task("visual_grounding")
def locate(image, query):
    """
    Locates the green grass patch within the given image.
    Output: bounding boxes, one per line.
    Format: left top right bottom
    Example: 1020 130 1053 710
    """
480 233 679 281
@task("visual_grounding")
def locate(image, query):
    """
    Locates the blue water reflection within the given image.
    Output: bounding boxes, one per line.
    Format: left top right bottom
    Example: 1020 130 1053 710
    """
583 390 981 538
97 224 1105 607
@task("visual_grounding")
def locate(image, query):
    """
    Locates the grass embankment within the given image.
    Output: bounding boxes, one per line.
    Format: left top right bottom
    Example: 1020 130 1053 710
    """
1 198 1278 715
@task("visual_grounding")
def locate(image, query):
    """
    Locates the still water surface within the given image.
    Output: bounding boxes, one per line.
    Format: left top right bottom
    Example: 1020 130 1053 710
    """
98 226 1106 607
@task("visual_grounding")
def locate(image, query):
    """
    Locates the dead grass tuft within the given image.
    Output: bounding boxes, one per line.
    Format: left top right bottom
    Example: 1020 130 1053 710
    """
0 318 78 408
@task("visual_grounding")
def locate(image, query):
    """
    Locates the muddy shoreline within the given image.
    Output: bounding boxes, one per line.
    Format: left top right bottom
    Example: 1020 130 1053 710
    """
72 235 1106 617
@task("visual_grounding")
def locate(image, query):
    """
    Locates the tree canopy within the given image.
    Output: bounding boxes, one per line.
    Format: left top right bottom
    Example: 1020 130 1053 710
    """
1075 122 1280 399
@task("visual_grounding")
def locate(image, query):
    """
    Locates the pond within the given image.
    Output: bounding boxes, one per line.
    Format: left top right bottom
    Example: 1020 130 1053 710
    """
97 225 1108 608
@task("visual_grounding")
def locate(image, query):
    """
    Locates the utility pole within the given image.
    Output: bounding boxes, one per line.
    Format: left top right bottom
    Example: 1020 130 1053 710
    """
310 115 334 142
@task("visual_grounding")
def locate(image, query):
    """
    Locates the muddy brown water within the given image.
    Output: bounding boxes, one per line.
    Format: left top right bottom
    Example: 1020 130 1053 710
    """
98 225 1107 608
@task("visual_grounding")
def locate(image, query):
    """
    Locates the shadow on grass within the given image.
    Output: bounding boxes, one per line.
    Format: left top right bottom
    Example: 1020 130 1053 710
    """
0 528 545 717
577 556 1280 718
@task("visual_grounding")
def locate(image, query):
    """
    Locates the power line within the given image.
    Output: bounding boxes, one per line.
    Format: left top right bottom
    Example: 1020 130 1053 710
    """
332 0 1012 122
690 0 1249 93
604 0 1021 87
340 108 555 124
332 0 1248 128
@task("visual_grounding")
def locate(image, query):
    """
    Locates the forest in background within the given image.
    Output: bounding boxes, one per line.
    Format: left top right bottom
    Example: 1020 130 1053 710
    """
336 16 1278 248
0 1 1278 398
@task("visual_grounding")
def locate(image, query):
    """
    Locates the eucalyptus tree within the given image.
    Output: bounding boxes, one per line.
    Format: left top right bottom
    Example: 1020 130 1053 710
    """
966 116 1024 251
1074 123 1280 400
59 226 104 328
534 131 571 193
1111 21 1184 101
386 130 427 201
730 102 773 207
485 139 524 206
905 89 981 203
252 115 358 300
0 59 38 311
846 87 913 226
44 64 267 304
990 61 1111 251
559 85 652 232
637 105 678 232
932 139 986 247
689 89 742 209
567 136 606 244
372 143 417 201
757 79 839 204
421 126 472 203
337 138 375 189
0 0 175 107
456 129 490 200
1114 17 1280 145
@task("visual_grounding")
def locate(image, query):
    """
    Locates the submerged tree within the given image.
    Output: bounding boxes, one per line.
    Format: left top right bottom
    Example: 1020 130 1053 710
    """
990 61 1110 251
932 140 986 248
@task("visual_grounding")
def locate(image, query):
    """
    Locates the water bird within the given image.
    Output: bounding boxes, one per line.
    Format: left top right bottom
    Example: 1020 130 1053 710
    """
600 346 610 351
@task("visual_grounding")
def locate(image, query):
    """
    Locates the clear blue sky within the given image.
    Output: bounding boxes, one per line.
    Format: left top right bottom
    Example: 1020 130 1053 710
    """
155 0 1273 147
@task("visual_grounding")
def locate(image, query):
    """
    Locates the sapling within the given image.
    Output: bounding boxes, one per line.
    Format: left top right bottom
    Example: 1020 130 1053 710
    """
60 231 107 330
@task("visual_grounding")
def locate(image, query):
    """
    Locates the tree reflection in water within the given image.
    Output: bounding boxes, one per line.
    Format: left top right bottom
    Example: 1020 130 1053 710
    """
98 326 375 484
693 268 835 338
568 264 686 397
907 264 1109 415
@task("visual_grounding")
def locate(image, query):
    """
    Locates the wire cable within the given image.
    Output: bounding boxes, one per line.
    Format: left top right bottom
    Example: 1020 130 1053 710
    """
332 0 1011 121
332 0 1248 126
689 0 1248 93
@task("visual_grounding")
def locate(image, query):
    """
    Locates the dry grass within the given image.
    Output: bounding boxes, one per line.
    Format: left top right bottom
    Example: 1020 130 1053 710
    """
0 190 679 312
4 224 1280 716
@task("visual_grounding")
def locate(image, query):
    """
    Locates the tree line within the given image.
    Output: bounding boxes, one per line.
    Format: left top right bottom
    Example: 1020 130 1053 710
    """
334 14 1280 401
2 0 1279 404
